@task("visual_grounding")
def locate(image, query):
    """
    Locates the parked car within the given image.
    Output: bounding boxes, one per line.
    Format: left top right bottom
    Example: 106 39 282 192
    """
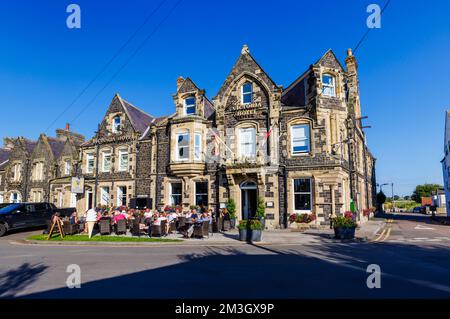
0 203 11 209
412 206 422 214
0 202 76 237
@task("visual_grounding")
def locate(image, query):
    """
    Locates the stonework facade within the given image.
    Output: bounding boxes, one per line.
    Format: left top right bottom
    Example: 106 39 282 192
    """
0 46 376 229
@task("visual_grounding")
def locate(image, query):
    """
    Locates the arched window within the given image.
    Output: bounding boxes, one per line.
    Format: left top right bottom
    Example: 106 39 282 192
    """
241 82 253 104
112 116 121 133
322 74 336 97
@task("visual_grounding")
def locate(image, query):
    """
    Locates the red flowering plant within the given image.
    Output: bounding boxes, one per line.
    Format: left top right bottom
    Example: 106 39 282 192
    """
333 211 357 228
289 213 317 224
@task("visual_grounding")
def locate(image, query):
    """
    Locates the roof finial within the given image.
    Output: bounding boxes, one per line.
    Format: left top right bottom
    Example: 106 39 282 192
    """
241 44 250 55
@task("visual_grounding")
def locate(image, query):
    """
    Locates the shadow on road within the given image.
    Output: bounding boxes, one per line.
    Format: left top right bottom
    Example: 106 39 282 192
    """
18 242 450 299
0 263 48 298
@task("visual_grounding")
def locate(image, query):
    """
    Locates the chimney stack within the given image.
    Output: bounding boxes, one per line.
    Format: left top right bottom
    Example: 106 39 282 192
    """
65 123 70 131
176 76 185 91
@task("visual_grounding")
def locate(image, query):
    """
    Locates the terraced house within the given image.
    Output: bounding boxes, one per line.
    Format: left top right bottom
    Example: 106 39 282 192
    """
0 46 376 229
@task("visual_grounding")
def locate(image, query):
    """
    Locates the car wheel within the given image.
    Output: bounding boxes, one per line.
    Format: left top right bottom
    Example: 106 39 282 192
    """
0 224 7 237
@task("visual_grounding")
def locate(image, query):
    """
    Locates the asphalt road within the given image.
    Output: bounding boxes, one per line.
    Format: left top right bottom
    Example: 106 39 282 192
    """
0 213 449 299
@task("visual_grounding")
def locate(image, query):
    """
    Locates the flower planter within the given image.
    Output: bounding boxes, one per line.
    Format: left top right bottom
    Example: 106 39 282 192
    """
248 229 262 242
238 228 247 241
334 227 356 239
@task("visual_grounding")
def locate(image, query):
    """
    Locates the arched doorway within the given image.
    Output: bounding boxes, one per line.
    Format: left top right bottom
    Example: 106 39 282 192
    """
241 181 257 220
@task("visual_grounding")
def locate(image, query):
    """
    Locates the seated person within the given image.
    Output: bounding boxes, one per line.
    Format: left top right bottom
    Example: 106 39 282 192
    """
113 211 125 224
185 209 199 238
69 212 78 225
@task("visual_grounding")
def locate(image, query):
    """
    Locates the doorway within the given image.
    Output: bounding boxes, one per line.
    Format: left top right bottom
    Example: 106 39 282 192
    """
86 190 93 210
241 181 257 220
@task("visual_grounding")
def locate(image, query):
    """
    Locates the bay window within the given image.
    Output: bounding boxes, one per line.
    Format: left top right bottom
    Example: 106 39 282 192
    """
176 132 190 161
194 133 202 160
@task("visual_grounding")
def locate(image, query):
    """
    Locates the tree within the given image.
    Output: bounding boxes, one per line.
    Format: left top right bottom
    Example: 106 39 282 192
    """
411 184 442 203
393 195 400 201
377 191 387 205
404 195 410 201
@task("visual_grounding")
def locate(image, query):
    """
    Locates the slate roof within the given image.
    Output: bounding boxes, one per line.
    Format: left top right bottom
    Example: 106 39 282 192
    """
46 137 66 159
22 139 37 154
118 95 156 135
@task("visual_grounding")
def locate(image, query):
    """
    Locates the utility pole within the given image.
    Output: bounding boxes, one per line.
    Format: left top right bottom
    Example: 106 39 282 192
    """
391 182 395 212
93 124 101 209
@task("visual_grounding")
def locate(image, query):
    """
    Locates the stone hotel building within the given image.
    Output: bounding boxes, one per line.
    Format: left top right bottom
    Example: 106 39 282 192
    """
0 46 376 229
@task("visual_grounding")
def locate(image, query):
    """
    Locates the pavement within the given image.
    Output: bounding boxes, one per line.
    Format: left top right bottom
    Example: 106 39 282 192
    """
0 213 449 298
15 218 386 247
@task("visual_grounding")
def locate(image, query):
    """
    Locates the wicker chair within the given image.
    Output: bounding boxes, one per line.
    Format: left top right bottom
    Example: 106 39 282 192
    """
115 219 127 235
169 221 177 234
99 219 111 235
131 220 141 237
177 217 186 232
193 221 210 238
151 224 162 237
63 221 79 235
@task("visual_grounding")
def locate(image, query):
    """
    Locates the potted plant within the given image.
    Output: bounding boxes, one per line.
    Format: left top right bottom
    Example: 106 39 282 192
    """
332 211 357 239
237 220 248 241
226 198 237 229
255 197 266 229
248 219 264 242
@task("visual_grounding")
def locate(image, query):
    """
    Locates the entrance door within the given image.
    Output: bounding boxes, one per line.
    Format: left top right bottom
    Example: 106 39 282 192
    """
86 190 93 210
241 181 257 220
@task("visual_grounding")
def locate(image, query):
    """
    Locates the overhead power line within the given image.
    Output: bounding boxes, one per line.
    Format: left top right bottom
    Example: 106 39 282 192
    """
71 0 184 125
44 0 169 134
353 0 392 54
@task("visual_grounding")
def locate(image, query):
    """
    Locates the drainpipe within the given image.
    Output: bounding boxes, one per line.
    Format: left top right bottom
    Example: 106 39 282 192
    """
154 129 160 210
93 129 100 208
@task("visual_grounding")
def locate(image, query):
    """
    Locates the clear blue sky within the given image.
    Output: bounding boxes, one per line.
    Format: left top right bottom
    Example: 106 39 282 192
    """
0 0 449 196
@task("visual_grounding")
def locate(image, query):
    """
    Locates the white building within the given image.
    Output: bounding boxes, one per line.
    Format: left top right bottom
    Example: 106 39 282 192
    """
441 110 450 217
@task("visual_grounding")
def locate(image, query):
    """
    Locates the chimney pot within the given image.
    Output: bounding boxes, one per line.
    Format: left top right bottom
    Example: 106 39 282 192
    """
66 123 70 131
176 76 184 90
347 48 353 57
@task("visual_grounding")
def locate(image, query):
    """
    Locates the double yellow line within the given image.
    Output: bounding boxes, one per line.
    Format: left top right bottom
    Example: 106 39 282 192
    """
372 219 393 243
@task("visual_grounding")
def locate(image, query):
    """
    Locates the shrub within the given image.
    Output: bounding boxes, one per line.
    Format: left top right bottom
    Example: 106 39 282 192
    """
237 220 248 230
226 199 237 219
333 215 357 228
255 197 266 219
248 219 264 230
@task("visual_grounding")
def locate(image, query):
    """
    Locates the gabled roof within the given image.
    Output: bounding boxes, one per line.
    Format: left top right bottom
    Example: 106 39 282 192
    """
21 138 37 154
214 45 279 100
203 96 215 119
46 137 66 159
315 49 345 71
116 94 156 135
178 77 200 94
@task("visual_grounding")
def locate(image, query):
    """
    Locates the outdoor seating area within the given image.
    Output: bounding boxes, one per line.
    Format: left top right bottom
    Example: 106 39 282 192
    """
47 205 236 240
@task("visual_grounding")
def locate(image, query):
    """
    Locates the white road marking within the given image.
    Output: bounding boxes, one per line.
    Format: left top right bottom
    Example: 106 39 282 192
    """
414 225 435 230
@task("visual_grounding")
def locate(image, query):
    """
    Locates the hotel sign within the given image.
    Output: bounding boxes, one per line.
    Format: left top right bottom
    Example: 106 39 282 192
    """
227 101 262 119
71 177 84 194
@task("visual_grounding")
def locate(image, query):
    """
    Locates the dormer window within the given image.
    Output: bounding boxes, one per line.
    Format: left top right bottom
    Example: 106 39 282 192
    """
184 97 196 115
112 116 121 133
322 74 336 97
242 82 253 104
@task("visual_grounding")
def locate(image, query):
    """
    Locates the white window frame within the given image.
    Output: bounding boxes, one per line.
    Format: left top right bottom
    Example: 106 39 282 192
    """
176 132 190 161
10 192 21 203
102 151 112 172
170 182 182 206
112 116 121 133
100 186 110 206
293 178 313 213
238 127 256 159
13 164 21 181
194 133 202 161
184 97 196 115
86 154 94 174
64 159 72 175
291 124 310 155
241 82 253 104
117 186 127 206
322 74 336 97
118 150 129 172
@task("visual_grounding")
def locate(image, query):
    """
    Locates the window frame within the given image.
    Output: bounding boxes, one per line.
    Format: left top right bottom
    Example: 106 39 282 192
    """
176 132 190 161
293 178 313 213
118 150 129 172
195 181 208 206
184 97 196 115
116 186 127 206
64 159 72 176
86 154 94 174
241 82 253 104
102 151 112 172
170 182 182 206
112 116 121 133
194 133 202 161
238 127 256 159
322 73 336 97
291 124 311 155
100 186 110 206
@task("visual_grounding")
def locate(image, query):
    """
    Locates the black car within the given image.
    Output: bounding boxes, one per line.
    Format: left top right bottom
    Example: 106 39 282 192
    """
0 202 74 237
